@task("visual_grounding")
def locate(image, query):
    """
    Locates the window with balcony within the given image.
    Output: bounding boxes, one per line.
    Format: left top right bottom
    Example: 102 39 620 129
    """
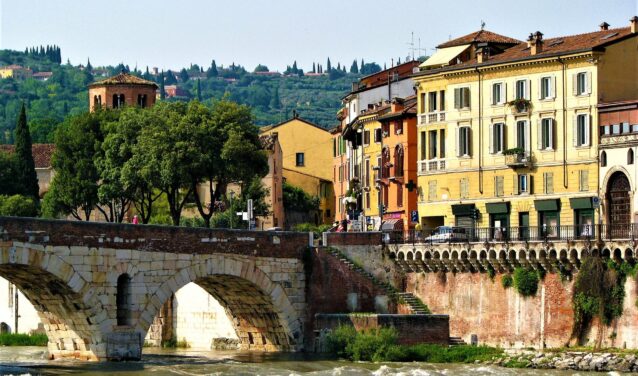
428 130 437 159
440 129 446 158
490 122 505 154
440 90 445 111
516 120 529 151
453 87 470 109
456 126 471 157
540 76 554 99
394 146 404 178
428 92 437 112
382 147 390 178
420 131 426 160
575 114 590 147
395 120 403 135
420 93 426 113
491 82 505 105
382 122 390 137
515 79 529 100
539 118 554 150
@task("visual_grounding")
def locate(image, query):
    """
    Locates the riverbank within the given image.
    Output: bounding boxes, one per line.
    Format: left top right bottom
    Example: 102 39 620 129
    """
492 348 638 372
0 333 47 346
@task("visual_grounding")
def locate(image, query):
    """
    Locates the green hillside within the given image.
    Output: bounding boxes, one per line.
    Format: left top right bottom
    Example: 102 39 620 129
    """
0 48 369 144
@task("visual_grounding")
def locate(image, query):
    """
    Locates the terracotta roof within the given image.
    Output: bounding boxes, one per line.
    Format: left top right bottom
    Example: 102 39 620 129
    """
437 29 521 49
259 116 329 133
1 64 25 70
33 72 53 78
422 27 636 75
89 72 158 88
0 143 55 168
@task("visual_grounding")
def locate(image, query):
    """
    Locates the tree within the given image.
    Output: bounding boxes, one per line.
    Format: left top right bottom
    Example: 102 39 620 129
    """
327 58 332 72
269 88 281 109
254 64 269 73
196 79 202 101
179 68 189 82
208 59 218 77
159 71 166 100
86 58 93 72
312 62 316 73
0 195 38 217
165 70 177 85
13 104 39 202
350 59 358 73
360 62 382 75
0 152 19 196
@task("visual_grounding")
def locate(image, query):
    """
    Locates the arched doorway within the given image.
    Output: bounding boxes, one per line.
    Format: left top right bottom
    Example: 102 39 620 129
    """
606 171 631 238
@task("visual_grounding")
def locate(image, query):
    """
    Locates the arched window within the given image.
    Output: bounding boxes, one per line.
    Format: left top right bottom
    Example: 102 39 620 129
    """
394 145 404 177
93 95 99 108
628 149 634 165
116 273 131 326
113 94 125 108
137 94 147 108
600 151 607 167
381 147 390 178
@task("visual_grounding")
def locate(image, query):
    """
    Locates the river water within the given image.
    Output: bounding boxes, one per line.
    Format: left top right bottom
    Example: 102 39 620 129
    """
0 347 630 375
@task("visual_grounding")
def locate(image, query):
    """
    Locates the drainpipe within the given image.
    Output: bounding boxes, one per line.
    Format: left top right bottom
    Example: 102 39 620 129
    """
475 67 483 194
558 57 568 188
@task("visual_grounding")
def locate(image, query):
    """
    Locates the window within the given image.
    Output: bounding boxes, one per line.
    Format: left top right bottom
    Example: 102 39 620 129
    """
515 174 530 194
382 122 390 137
420 93 426 113
382 147 390 178
575 72 590 96
333 139 337 157
491 82 505 105
420 131 426 159
439 90 445 111
113 94 125 108
365 159 370 187
397 183 403 207
395 120 403 135
374 128 382 143
116 273 131 326
629 149 634 165
543 172 554 194
394 146 404 177
490 122 505 154
338 165 343 182
495 176 504 197
575 114 590 147
295 153 305 166
540 76 553 99
515 79 529 100
428 130 437 159
600 151 607 167
428 92 437 112
428 180 437 201
516 120 529 151
579 170 589 192
363 130 370 145
453 87 471 109
137 94 147 108
460 178 469 199
440 129 446 158
456 126 471 157
539 118 554 150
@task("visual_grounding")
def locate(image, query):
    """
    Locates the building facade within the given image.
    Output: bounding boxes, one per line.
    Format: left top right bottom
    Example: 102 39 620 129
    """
415 20 638 238
88 72 158 112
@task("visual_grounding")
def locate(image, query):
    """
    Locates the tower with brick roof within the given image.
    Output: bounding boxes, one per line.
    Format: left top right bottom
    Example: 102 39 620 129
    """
88 71 158 112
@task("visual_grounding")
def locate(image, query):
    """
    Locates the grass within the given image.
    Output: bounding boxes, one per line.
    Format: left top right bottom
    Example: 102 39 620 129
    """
326 325 503 362
161 338 190 348
0 333 48 346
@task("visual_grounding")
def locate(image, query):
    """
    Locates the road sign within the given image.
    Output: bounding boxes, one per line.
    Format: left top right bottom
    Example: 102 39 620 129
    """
592 197 600 209
410 210 419 223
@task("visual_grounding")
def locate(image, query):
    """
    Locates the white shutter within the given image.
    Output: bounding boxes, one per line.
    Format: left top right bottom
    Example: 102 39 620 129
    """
526 79 531 100
573 115 578 147
502 83 507 104
585 115 591 146
586 72 592 94
572 74 578 96
551 76 556 99
456 127 461 157
489 123 494 153
500 123 506 152
550 119 555 149
537 119 543 150
524 120 531 153
513 175 519 195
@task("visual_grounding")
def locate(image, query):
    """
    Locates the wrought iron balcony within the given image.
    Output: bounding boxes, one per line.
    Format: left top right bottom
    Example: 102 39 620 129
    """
504 151 531 168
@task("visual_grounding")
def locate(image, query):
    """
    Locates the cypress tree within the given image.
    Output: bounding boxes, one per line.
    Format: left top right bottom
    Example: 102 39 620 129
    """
270 88 281 109
350 59 358 74
327 58 332 72
86 58 93 72
159 71 166 100
14 103 39 202
196 79 202 101
312 62 316 73
208 60 218 77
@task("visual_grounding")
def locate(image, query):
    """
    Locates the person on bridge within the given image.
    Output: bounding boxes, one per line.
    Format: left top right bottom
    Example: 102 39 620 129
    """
132 215 139 225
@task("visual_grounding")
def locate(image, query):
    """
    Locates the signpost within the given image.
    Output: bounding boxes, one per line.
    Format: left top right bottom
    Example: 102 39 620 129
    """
410 210 419 224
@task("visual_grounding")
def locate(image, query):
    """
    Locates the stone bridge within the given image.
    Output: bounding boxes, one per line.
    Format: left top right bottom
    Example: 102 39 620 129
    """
0 217 313 360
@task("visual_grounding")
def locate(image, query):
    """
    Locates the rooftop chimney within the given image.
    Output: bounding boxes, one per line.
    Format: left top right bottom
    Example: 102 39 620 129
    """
599 22 610 31
476 47 490 63
526 33 534 48
631 16 638 34
530 31 544 55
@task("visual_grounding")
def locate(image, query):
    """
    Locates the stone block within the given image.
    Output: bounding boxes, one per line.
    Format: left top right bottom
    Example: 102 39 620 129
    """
115 249 132 260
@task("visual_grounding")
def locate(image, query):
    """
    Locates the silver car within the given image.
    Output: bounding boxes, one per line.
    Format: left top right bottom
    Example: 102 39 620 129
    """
424 226 467 243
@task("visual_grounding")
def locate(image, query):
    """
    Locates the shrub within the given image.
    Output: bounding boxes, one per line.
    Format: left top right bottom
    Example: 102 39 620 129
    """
487 264 496 281
326 325 397 361
0 333 47 346
501 274 513 289
513 267 539 296
0 194 38 217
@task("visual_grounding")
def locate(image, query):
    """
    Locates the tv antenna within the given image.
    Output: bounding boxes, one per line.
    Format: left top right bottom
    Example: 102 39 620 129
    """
406 31 416 61
481 20 486 30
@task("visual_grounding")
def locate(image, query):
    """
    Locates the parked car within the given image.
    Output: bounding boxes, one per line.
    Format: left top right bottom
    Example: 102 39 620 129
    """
424 226 467 243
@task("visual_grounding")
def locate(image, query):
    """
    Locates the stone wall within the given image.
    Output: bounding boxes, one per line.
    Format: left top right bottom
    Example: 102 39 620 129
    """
314 313 450 348
406 272 638 349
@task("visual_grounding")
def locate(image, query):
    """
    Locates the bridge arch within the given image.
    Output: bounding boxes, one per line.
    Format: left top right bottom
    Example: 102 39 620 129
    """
0 245 106 360
139 256 301 352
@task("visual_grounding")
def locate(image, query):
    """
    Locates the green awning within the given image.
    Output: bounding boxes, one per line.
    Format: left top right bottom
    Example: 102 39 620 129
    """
486 202 509 214
570 197 593 209
452 204 475 216
534 199 559 211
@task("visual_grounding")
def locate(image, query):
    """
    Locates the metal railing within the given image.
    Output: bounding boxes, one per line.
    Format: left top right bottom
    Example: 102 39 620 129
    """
382 224 638 245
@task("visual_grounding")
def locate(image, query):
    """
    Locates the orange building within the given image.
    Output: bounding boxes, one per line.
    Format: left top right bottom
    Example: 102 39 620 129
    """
88 72 158 111
377 96 419 231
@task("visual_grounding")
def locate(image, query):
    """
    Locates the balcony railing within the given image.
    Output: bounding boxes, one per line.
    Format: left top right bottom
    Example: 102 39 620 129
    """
504 151 531 168
418 159 446 173
382 224 638 245
418 111 446 125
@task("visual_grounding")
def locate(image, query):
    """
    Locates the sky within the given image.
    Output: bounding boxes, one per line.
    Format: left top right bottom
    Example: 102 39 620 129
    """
0 0 637 72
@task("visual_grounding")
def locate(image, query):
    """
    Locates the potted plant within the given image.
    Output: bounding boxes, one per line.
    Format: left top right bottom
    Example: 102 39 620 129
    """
507 98 532 113
503 147 524 156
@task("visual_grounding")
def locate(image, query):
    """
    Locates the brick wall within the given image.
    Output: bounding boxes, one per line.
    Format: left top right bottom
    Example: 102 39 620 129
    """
324 232 383 246
314 313 450 346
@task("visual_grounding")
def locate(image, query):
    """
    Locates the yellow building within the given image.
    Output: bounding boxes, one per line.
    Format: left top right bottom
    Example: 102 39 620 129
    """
415 20 638 236
0 65 32 80
260 114 335 224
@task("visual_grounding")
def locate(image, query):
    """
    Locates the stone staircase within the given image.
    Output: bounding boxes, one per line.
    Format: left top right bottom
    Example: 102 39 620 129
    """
448 336 466 346
326 248 430 315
